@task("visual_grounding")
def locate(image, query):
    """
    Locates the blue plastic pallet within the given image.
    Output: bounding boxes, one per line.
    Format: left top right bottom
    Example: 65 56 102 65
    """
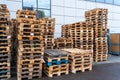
45 59 69 66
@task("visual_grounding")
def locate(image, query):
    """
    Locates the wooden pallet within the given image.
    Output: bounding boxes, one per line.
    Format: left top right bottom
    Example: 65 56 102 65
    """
17 63 42 72
17 71 42 80
0 72 10 80
0 4 10 19
17 35 43 41
18 23 43 32
61 24 71 38
16 10 36 19
44 46 54 49
17 53 43 60
17 58 43 66
44 64 69 77
93 54 108 62
55 37 73 49
44 49 69 66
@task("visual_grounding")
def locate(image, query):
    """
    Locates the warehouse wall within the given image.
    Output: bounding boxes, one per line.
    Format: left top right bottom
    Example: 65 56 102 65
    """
0 0 22 18
51 0 120 38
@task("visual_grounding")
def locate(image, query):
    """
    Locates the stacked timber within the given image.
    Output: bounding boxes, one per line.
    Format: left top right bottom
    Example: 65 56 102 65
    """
61 22 93 51
55 37 73 49
44 49 69 77
62 48 93 73
61 24 71 38
85 8 108 62
16 10 44 80
42 18 55 49
0 4 11 80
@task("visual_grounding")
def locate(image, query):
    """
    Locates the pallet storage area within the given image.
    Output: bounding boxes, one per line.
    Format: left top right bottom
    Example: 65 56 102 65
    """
16 10 44 80
44 49 69 77
43 18 55 49
85 8 108 62
0 4 11 79
62 48 93 73
55 37 73 49
0 3 111 79
110 34 120 55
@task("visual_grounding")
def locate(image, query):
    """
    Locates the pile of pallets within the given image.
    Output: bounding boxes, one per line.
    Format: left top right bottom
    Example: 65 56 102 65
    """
85 8 108 62
81 22 93 50
69 23 76 48
61 24 71 38
75 22 93 50
16 10 36 19
94 37 108 62
42 18 55 49
0 4 11 80
55 37 73 49
62 22 93 51
62 48 93 73
16 10 44 80
44 49 69 77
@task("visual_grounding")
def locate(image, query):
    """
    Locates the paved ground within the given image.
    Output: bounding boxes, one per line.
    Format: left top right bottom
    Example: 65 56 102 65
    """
93 54 120 65
10 55 120 80
42 63 120 80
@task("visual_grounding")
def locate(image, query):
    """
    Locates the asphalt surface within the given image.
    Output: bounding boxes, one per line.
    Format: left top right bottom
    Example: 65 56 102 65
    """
11 62 120 80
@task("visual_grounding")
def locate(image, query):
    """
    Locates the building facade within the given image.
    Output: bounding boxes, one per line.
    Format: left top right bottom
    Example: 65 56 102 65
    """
0 0 120 38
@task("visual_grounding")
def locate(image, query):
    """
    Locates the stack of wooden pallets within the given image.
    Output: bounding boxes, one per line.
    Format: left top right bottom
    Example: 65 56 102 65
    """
55 37 73 49
0 4 11 80
42 18 55 49
85 8 108 62
44 49 69 77
16 10 36 19
81 22 93 51
74 22 93 50
16 10 44 80
61 24 71 38
62 48 93 73
61 22 93 51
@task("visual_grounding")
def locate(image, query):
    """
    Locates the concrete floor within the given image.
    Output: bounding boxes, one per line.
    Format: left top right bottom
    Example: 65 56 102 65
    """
42 62 120 80
93 54 120 65
10 55 120 80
